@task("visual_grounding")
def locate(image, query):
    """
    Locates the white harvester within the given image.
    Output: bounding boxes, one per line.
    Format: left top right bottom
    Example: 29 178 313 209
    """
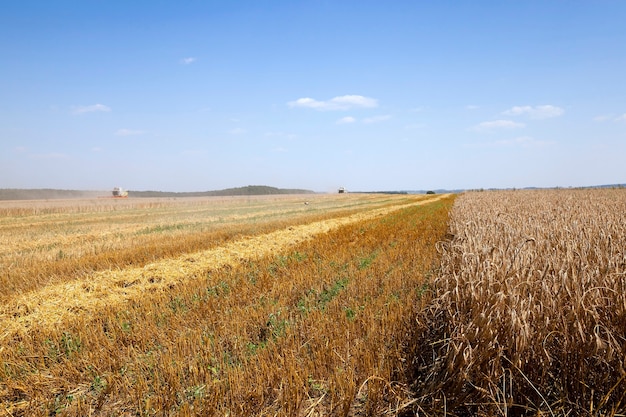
112 187 129 198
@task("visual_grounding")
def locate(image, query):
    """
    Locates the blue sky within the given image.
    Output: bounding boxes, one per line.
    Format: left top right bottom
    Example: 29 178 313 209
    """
2 1 625 192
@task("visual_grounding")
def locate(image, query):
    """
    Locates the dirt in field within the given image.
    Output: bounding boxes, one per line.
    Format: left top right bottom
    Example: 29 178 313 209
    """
0 195 446 341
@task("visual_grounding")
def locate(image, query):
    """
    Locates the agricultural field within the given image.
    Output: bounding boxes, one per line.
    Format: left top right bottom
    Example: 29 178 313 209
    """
1 189 625 416
411 189 626 416
0 193 453 416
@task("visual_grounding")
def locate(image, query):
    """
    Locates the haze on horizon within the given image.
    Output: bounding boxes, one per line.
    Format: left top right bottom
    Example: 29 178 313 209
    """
2 1 625 193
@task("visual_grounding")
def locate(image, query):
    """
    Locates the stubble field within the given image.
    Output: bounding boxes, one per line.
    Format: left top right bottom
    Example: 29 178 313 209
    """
1 193 453 416
1 189 625 416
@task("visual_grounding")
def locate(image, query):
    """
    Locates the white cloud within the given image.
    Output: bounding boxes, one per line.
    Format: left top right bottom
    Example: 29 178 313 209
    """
409 106 425 112
115 129 145 136
471 120 525 131
288 95 378 111
229 128 246 135
336 116 356 124
502 105 564 119
334 114 391 124
363 114 392 124
615 113 626 121
330 95 378 109
181 57 197 65
272 146 288 153
92 147 103 152
72 104 111 115
466 105 480 110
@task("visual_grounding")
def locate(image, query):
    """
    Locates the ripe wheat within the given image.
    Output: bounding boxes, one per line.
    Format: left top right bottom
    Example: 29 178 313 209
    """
410 189 626 416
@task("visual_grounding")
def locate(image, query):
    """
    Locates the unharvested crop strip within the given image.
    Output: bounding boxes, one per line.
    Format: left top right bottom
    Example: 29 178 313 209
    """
409 189 626 416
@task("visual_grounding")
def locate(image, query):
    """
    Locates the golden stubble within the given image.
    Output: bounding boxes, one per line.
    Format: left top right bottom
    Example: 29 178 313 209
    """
0 193 418 299
1 194 447 338
1 194 453 416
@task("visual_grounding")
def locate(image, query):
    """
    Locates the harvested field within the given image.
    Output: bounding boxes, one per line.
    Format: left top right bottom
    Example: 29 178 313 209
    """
0 193 453 416
0 193 420 300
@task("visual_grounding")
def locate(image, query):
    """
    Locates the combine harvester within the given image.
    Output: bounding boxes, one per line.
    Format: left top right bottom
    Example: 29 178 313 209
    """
111 187 129 198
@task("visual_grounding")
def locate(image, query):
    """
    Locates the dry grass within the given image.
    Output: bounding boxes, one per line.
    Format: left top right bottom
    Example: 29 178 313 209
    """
408 189 626 416
0 194 453 416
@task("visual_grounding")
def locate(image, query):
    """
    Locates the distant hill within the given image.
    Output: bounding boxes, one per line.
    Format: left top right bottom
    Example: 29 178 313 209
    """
0 186 315 201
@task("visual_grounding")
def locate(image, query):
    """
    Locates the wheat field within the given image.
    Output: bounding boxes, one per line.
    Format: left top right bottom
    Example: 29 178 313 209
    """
409 189 626 416
2 189 625 416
